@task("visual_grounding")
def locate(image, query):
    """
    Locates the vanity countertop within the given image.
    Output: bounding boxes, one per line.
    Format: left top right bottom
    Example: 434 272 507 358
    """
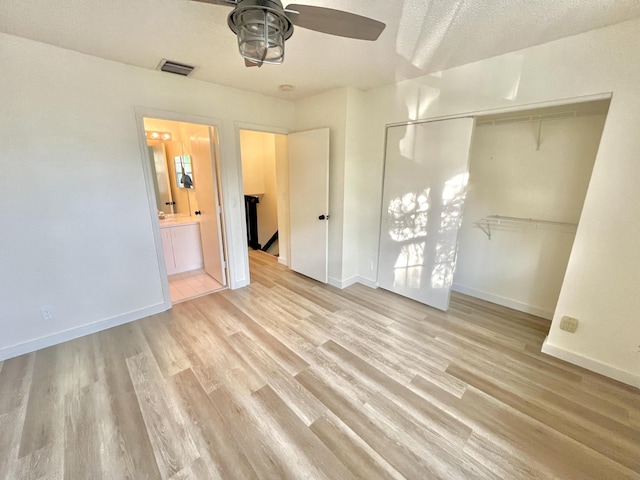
159 216 200 228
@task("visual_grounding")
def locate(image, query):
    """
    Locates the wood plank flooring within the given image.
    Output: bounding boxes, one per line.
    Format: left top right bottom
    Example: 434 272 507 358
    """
1 250 639 479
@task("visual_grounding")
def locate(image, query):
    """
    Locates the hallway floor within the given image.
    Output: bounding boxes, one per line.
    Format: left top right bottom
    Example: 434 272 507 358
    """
168 269 225 303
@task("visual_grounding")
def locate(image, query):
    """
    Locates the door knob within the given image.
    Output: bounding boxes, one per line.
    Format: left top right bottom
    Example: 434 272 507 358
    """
195 210 202 215
318 214 329 220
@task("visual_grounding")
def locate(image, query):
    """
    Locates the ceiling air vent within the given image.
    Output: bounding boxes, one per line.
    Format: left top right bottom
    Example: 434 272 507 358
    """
157 59 195 77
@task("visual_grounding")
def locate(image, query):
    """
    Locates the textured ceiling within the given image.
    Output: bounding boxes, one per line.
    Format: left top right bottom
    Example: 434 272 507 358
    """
2 0 640 100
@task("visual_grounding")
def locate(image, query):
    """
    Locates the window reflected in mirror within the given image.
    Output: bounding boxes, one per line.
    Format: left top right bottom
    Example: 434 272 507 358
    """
175 155 194 189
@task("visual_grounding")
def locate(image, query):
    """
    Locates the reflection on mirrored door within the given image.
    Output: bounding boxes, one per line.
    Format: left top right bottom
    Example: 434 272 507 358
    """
378 117 475 310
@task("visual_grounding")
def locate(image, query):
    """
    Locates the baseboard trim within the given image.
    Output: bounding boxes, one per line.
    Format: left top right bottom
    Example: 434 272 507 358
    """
328 276 357 289
277 256 288 267
327 276 378 289
452 283 553 320
355 276 378 289
0 303 169 362
542 336 640 389
173 262 204 275
233 278 250 289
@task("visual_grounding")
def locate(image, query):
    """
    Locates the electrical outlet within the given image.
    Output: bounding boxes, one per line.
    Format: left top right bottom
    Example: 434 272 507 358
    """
367 260 374 271
559 315 578 333
40 306 54 321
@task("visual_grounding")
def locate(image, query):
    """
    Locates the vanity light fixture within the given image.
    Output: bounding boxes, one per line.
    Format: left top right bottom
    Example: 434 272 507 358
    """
145 131 172 141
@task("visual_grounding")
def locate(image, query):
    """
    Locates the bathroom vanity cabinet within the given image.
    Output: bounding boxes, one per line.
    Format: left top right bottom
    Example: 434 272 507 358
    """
160 219 203 275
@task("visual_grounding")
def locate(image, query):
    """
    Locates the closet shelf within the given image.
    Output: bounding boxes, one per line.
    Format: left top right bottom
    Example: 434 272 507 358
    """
474 215 578 240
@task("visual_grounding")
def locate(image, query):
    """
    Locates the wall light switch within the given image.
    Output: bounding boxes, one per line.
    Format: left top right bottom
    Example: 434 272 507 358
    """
560 315 578 333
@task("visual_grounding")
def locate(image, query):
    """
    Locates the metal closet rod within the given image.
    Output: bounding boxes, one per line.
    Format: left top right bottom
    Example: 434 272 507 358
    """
475 108 606 127
473 215 578 240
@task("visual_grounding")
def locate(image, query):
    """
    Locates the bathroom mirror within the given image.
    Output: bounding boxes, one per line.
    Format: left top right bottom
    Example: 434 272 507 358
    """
147 141 191 215
148 144 173 214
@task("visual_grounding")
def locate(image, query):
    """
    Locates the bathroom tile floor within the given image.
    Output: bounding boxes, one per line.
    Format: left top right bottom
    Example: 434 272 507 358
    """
168 269 225 303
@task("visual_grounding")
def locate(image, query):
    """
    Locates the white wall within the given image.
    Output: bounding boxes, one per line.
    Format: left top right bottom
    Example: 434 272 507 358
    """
293 87 371 287
274 134 289 264
453 115 605 319
343 88 370 285
0 33 294 359
352 18 640 386
240 130 266 195
260 135 279 249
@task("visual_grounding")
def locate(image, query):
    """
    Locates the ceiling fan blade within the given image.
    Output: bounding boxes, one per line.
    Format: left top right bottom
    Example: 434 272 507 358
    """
284 4 385 41
191 0 236 6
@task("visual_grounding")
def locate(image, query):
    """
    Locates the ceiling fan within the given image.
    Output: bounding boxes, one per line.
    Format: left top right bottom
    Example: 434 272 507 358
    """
192 0 386 67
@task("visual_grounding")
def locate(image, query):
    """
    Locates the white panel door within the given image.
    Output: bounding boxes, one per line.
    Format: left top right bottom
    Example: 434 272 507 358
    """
378 118 475 310
191 126 227 286
288 128 330 283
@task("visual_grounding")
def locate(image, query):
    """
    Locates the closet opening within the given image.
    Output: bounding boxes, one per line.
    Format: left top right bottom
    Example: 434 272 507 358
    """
453 99 610 319
378 97 610 320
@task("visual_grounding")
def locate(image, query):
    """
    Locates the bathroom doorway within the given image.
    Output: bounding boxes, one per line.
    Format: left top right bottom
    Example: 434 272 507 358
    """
143 116 229 303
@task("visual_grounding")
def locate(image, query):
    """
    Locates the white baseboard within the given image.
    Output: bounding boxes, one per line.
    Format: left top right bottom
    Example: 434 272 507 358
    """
232 278 250 289
452 283 554 320
327 275 378 289
542 336 640 389
173 262 204 275
0 303 169 362
355 276 378 289
328 276 357 289
278 256 288 266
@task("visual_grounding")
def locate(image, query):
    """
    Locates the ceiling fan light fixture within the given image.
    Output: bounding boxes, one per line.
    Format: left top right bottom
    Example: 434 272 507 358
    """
228 0 293 65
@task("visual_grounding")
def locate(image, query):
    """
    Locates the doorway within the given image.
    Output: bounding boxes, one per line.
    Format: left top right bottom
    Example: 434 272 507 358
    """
239 130 286 257
143 117 229 303
238 128 293 274
238 127 331 284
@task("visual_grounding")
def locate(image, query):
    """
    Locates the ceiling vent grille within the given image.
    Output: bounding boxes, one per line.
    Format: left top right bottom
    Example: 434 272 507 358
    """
157 59 195 76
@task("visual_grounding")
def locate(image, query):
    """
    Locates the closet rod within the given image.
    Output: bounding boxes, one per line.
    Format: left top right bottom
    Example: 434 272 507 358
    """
476 108 606 127
474 215 578 240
